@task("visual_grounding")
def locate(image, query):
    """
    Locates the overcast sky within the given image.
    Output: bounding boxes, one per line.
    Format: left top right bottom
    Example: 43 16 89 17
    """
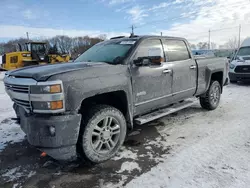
0 0 250 44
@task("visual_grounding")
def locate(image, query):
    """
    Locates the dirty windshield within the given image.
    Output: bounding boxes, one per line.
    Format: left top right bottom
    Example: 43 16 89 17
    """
74 41 135 63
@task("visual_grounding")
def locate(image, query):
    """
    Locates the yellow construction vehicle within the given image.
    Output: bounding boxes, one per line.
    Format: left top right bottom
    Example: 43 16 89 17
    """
1 42 70 71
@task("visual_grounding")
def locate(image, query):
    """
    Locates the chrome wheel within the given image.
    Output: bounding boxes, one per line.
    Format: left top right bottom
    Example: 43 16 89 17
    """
210 84 220 105
91 116 120 154
200 80 221 111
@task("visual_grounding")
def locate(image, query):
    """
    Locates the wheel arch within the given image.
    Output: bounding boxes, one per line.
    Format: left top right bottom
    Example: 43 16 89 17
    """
78 90 133 129
204 70 224 95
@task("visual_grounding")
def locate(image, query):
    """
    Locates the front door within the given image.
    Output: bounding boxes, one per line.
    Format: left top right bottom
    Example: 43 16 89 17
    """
163 39 197 101
131 39 173 115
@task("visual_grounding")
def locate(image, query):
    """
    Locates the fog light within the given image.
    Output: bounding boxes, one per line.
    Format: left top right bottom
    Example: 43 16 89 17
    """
49 126 56 136
50 100 63 110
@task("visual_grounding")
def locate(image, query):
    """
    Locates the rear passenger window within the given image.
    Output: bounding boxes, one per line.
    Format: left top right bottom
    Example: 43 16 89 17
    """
164 40 190 62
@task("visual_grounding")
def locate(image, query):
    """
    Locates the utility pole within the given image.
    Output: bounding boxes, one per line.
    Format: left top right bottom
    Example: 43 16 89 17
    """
130 25 136 36
238 24 241 48
131 25 134 35
26 32 29 40
208 29 211 50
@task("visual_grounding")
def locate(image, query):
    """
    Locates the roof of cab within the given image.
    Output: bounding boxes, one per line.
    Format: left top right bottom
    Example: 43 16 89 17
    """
109 35 186 42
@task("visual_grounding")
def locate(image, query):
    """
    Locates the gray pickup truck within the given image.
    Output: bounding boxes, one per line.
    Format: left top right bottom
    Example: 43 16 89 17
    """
4 36 228 163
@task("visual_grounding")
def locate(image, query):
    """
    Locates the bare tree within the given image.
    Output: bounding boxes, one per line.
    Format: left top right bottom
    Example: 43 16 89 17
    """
197 42 208 50
190 44 196 50
49 35 72 54
1 35 106 59
225 37 238 49
1 38 29 53
71 36 105 59
71 36 91 59
0 43 4 55
98 34 107 41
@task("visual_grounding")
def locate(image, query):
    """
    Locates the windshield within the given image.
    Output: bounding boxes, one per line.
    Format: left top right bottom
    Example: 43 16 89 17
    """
237 47 250 56
74 41 135 64
31 44 46 54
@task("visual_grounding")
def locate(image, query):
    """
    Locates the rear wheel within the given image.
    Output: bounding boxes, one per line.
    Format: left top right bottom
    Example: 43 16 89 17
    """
78 105 127 163
200 80 221 110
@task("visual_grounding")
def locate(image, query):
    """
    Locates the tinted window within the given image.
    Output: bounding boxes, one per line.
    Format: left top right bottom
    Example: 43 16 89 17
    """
31 44 46 54
164 40 190 62
10 56 18 64
134 39 164 59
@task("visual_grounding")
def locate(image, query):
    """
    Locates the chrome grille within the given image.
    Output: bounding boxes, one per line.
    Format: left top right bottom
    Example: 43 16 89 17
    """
13 99 31 109
4 83 29 93
4 83 31 111
243 57 250 60
235 65 250 73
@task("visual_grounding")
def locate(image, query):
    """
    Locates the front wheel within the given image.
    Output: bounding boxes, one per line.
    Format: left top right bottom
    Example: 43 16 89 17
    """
200 80 221 110
78 105 127 163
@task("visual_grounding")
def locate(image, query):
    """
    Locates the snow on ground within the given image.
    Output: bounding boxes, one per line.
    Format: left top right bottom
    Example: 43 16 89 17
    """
0 78 25 152
112 147 138 161
126 83 250 188
1 166 36 183
117 161 141 173
1 167 23 182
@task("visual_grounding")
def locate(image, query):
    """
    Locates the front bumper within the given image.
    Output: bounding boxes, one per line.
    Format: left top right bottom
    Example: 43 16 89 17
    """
229 72 250 81
17 106 82 161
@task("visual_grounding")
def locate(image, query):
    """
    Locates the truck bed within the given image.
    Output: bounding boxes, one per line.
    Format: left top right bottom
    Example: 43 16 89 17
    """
195 57 228 96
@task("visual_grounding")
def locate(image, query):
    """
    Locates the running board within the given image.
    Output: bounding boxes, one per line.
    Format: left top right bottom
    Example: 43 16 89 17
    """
134 99 197 125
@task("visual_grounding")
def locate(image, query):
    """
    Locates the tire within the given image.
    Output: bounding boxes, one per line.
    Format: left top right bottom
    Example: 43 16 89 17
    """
78 105 127 163
200 80 221 110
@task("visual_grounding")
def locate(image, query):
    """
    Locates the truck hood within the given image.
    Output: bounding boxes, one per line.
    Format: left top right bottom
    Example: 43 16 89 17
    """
231 58 250 66
7 62 106 81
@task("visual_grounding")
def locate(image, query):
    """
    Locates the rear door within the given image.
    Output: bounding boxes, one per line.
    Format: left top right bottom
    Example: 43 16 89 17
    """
131 38 173 115
163 39 197 101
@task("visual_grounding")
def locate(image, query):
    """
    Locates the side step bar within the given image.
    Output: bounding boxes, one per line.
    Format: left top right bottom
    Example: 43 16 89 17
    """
134 99 197 125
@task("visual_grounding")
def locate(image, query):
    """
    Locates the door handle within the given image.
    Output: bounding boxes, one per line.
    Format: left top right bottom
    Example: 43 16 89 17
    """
163 69 172 74
190 65 196 69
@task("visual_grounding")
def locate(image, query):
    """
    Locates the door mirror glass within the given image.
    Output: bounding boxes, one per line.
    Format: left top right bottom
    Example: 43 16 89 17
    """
134 56 162 66
134 57 150 66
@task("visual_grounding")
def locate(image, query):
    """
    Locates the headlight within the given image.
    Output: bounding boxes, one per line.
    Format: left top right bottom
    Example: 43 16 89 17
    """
30 84 62 94
32 101 64 110
22 53 31 57
229 64 235 69
30 80 65 113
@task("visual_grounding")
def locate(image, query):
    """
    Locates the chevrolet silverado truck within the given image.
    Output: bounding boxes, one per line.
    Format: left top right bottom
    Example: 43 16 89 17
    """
4 36 228 163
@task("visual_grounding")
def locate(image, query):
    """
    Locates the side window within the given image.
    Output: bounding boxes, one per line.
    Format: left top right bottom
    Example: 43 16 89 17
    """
134 39 164 60
164 40 190 62
10 56 18 64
